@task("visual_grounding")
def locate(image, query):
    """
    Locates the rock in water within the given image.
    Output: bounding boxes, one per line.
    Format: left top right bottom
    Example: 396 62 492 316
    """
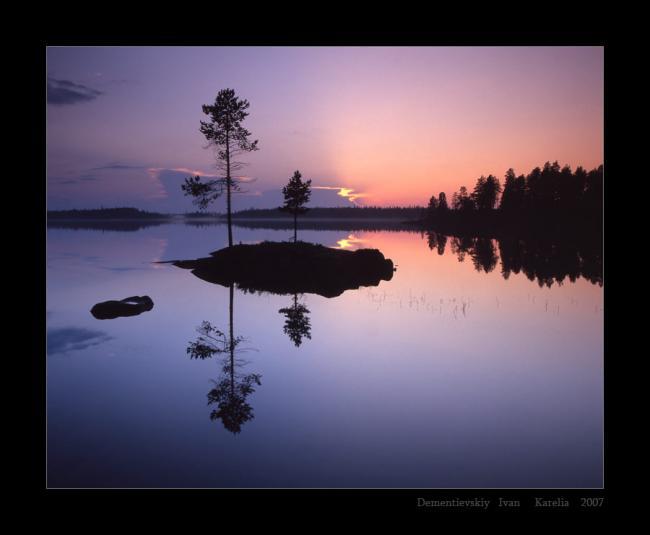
91 295 154 319
173 241 395 298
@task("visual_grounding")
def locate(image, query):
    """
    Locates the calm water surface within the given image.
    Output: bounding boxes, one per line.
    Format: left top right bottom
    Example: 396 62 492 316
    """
46 223 603 488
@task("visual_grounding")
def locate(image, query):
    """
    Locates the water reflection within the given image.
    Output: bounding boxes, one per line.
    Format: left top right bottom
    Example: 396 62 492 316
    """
47 224 603 487
424 230 603 287
47 327 112 355
187 284 262 434
334 234 368 250
278 293 312 347
426 231 447 256
47 220 169 232
187 289 313 433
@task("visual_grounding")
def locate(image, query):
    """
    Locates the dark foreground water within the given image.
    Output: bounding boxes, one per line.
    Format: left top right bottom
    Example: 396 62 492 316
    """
46 222 603 488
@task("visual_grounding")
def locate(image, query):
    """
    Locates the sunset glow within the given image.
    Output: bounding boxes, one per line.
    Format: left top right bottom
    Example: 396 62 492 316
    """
47 46 603 211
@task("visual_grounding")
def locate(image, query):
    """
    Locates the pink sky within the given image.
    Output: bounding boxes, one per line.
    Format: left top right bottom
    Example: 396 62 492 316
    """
47 46 603 210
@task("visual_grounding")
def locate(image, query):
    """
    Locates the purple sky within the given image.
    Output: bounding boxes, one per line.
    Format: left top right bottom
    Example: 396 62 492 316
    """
47 46 603 212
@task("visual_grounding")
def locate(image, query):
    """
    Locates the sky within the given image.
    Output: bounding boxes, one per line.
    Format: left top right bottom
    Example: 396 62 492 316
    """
47 46 604 212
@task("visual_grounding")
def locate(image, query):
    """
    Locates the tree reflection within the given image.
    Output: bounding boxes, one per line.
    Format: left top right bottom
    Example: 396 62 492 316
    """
449 235 475 263
426 231 447 256
470 238 498 273
187 284 261 434
278 293 312 347
427 231 602 287
449 235 497 271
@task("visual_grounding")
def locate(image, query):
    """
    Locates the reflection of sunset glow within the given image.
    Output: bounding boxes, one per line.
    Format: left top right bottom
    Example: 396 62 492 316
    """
149 238 169 268
333 234 367 250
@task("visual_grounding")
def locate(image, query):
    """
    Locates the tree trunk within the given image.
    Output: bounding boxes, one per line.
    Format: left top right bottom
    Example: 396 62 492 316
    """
294 212 297 243
227 180 233 248
225 132 233 248
229 283 234 392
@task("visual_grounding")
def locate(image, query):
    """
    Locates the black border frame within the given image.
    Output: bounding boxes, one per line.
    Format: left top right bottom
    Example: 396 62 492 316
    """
25 28 613 517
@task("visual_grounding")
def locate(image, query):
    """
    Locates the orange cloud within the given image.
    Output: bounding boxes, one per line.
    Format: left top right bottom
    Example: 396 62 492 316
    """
312 185 368 205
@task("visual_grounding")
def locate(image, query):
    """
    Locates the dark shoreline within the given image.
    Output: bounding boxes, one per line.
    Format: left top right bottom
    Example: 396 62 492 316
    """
46 212 602 244
46 217 421 232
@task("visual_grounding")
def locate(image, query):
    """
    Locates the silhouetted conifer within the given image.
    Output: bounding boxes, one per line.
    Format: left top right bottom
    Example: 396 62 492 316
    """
279 170 312 242
182 88 259 247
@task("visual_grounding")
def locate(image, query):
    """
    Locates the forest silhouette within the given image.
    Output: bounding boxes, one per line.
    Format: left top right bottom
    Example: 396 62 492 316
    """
424 161 603 237
420 160 603 287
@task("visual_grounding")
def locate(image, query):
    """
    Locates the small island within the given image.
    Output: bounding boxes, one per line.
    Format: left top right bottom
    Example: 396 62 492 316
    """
172 241 395 298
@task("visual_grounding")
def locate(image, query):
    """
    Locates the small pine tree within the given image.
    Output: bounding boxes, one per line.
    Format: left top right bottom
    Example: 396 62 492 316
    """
279 170 312 242
438 192 448 212
427 195 439 220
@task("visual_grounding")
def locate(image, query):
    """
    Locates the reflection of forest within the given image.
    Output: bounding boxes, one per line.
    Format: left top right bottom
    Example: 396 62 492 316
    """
47 220 169 232
425 231 602 287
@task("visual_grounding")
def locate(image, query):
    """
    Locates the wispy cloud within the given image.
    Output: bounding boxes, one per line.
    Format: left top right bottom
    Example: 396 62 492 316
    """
47 77 103 106
91 163 147 171
49 173 100 186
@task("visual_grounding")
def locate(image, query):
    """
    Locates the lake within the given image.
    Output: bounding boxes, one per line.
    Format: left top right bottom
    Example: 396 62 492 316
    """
46 222 603 488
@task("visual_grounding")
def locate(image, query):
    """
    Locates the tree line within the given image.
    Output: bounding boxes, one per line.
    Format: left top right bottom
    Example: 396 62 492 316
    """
425 161 603 234
47 207 170 219
232 206 423 219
